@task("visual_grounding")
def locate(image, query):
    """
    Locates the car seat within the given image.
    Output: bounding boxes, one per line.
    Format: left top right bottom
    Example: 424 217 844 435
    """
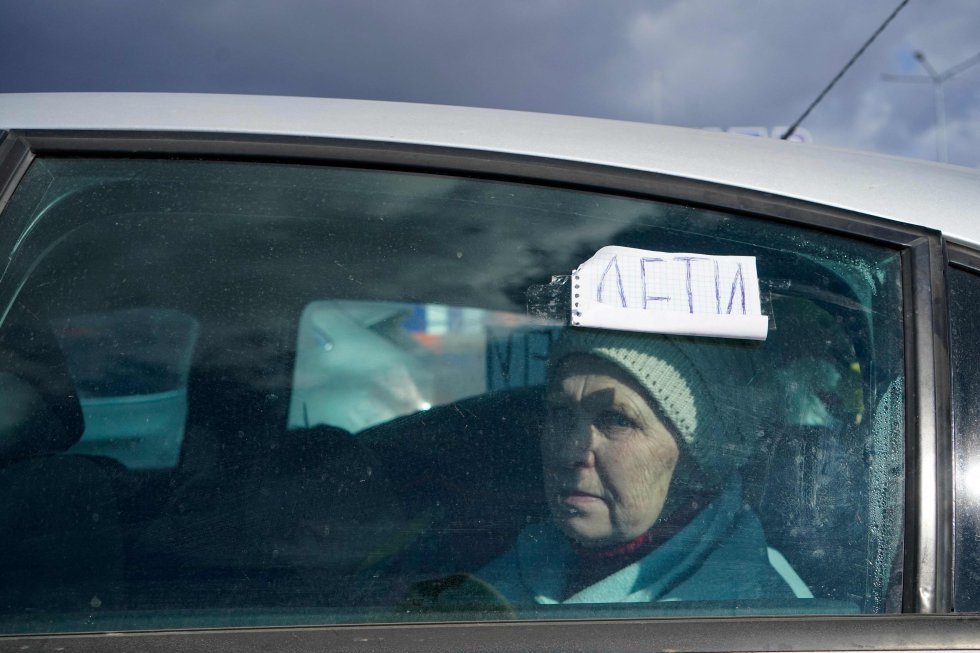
126 321 406 609
360 386 549 590
0 300 126 614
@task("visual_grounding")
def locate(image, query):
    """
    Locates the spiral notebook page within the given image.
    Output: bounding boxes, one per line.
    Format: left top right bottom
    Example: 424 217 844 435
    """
571 246 769 341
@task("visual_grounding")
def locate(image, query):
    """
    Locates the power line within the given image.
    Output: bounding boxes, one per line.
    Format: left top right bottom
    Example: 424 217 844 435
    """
781 0 910 140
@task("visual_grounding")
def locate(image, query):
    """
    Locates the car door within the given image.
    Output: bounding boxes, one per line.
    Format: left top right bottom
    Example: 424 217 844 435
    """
0 114 975 651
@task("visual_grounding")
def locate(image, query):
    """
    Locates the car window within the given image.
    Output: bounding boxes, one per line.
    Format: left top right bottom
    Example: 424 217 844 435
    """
947 265 980 611
0 157 905 633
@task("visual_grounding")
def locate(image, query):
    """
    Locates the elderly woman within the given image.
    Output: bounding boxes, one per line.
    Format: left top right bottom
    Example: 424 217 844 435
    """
472 328 810 605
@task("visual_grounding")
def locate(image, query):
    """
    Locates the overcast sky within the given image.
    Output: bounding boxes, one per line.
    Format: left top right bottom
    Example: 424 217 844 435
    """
2 0 978 167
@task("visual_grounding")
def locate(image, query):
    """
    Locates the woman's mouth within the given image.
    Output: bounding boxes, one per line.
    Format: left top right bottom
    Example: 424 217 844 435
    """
562 491 602 506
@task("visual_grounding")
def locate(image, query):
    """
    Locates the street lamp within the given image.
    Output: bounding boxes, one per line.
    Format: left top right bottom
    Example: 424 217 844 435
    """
882 49 980 163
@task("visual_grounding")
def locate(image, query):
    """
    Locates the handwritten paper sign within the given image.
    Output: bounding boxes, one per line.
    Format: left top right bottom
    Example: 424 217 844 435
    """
571 246 769 340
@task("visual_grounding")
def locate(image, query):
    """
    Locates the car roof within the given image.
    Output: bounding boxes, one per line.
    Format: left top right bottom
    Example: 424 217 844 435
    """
3 92 980 247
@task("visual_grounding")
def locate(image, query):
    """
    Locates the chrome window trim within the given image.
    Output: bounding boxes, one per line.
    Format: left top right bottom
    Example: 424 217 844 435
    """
903 236 952 612
3 614 980 653
947 243 980 274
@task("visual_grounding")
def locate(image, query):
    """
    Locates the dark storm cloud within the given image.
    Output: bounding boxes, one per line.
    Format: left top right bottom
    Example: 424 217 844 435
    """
0 0 630 111
1 0 978 166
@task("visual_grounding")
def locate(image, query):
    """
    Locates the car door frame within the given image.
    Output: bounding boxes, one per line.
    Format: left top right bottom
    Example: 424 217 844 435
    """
0 128 965 652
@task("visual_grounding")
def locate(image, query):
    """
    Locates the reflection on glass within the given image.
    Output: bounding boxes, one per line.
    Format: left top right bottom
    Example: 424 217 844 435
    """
0 157 907 632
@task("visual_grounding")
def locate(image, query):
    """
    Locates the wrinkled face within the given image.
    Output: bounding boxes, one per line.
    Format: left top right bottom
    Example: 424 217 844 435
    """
542 354 679 548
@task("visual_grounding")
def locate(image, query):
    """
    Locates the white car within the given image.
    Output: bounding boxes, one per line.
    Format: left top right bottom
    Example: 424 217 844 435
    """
1 93 979 651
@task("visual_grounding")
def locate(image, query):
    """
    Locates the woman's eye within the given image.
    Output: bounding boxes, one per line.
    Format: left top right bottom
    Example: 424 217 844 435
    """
595 410 636 432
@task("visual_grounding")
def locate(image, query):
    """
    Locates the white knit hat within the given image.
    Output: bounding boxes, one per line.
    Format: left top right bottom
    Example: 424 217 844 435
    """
548 328 759 483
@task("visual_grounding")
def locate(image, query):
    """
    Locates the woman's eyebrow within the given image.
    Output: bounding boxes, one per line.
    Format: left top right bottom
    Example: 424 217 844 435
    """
577 387 618 411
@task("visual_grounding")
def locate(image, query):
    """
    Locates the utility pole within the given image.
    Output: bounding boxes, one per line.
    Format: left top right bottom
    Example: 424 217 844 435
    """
883 49 980 163
651 69 664 124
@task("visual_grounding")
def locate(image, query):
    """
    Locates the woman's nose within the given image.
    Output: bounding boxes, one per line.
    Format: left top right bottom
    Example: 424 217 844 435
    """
573 445 597 468
561 420 598 468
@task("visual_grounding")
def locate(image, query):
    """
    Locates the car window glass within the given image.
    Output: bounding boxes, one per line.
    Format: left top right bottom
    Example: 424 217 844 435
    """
0 157 904 633
947 265 980 611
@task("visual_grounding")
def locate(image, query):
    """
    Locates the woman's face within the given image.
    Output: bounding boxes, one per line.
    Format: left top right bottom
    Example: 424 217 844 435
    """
542 354 679 548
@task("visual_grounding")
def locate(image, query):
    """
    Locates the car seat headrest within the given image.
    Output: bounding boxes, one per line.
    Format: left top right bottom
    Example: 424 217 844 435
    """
0 301 84 461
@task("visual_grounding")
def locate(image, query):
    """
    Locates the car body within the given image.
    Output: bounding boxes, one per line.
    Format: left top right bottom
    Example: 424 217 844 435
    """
1 93 980 651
